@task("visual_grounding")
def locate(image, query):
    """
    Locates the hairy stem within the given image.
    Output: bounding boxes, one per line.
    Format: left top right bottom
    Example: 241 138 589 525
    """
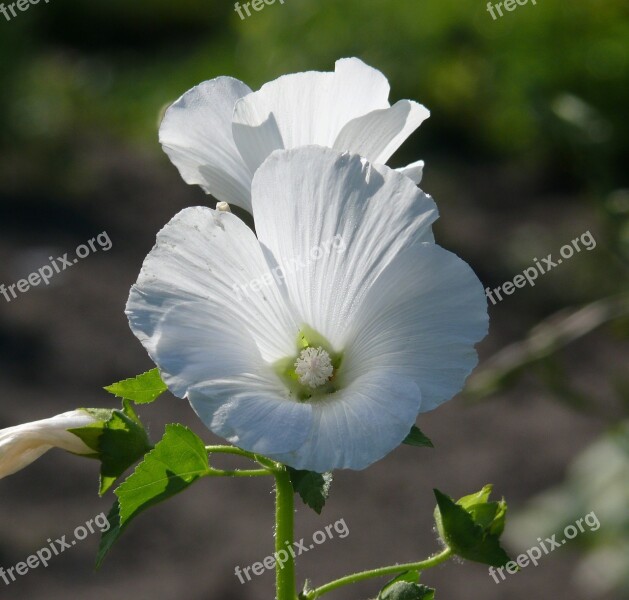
306 548 453 598
274 466 297 600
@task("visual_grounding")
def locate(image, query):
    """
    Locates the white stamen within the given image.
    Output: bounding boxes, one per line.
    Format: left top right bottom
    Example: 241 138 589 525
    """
294 347 333 389
216 202 231 212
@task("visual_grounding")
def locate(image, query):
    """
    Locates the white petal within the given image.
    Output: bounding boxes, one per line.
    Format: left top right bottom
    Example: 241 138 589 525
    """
0 411 96 479
333 100 430 164
188 377 312 455
140 300 269 397
271 371 421 471
159 77 253 211
252 146 438 350
126 206 314 456
231 57 390 160
126 206 298 399
342 244 489 412
232 101 284 175
397 159 425 185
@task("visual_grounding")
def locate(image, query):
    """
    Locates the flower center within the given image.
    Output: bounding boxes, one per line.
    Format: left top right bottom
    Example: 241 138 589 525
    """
273 325 344 401
294 347 334 389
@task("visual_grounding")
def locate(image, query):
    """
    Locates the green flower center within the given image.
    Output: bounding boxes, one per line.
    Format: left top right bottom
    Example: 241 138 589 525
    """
273 325 343 401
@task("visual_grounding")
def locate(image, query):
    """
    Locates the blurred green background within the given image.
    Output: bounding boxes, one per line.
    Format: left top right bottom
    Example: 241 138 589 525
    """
0 1 628 599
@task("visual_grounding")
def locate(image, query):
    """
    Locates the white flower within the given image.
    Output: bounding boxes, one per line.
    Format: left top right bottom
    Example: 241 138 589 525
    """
0 410 97 479
126 147 488 472
159 57 429 213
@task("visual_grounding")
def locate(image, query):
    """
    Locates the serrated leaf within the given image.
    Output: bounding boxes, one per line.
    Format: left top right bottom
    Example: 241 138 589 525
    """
378 581 435 600
117 424 209 524
402 426 434 448
96 424 210 567
433 489 511 568
287 467 333 514
104 368 168 404
70 402 152 495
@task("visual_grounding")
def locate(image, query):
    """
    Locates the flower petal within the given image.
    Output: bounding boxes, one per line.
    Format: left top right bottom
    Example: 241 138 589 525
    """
0 411 96 479
140 300 270 398
397 159 425 185
188 377 312 455
231 58 390 160
272 371 421 471
333 100 430 164
341 243 489 412
159 77 253 211
232 107 284 175
252 146 438 350
126 206 298 398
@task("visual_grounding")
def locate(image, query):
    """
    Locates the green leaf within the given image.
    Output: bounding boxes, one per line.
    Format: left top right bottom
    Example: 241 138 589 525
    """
433 488 512 568
96 424 210 566
456 484 493 510
287 467 333 514
70 401 152 495
95 500 123 569
378 580 435 600
378 571 421 597
455 485 507 537
384 571 420 586
117 424 209 523
104 368 168 404
434 489 481 551
402 426 434 448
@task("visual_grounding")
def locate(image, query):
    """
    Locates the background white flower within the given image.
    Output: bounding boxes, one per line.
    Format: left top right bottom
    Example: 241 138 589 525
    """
159 57 429 212
0 410 97 479
127 147 487 472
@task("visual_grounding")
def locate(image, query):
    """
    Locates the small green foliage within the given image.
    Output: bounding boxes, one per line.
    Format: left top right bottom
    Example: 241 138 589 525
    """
96 425 211 567
456 484 493 509
116 424 210 523
104 368 168 404
70 401 152 495
402 426 434 448
299 579 314 600
287 467 333 514
433 487 511 568
378 572 435 600
96 501 122 569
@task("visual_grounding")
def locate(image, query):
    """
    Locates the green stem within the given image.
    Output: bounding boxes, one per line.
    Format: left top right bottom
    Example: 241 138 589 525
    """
274 466 297 600
207 468 271 478
205 444 279 471
306 548 453 599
